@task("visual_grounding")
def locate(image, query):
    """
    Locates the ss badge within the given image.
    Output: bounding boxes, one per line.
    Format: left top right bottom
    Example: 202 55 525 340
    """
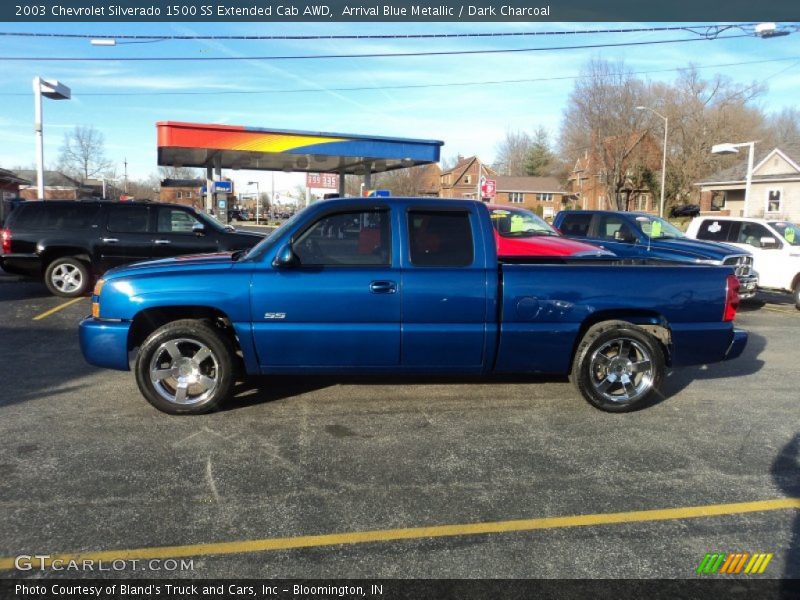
264 312 287 320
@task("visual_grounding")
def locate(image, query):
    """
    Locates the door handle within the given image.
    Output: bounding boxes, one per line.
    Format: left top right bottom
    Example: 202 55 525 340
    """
101 238 119 243
369 280 397 294
153 239 172 245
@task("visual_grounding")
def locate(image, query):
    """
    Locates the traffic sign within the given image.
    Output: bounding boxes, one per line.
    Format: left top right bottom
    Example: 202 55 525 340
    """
481 178 496 199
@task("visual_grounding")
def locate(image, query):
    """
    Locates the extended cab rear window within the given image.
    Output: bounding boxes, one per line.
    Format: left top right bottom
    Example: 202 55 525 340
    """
11 203 100 230
408 210 473 267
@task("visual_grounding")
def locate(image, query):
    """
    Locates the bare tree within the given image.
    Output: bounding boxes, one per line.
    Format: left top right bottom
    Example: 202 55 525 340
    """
560 58 649 210
493 129 533 176
158 166 202 180
764 107 800 148
58 125 113 182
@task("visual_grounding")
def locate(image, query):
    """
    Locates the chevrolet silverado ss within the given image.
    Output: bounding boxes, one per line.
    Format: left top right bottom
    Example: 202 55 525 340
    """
80 198 747 414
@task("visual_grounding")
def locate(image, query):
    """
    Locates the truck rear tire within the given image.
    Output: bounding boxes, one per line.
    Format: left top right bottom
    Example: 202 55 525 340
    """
44 257 91 297
135 319 234 415
572 321 665 412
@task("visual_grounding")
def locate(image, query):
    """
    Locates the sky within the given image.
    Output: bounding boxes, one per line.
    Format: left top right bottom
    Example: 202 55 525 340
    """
0 21 798 200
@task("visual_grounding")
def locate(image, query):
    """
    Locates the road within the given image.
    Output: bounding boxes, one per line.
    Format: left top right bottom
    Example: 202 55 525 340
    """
0 270 797 580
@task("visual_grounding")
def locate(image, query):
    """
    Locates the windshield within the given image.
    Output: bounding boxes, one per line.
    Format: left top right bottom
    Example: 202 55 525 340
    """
489 207 558 237
768 221 800 246
635 215 685 239
243 210 304 260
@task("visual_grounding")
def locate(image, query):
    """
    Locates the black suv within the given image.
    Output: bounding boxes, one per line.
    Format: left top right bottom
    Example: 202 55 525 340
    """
1 200 265 297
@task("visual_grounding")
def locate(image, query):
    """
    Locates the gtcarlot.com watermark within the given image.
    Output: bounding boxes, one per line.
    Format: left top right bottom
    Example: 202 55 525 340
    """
14 554 194 572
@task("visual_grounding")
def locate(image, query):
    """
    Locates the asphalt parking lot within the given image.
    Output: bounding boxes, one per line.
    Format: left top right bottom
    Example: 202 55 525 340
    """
0 269 797 580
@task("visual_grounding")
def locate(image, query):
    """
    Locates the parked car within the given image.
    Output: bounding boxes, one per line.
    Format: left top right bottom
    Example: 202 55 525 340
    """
669 204 701 218
80 197 746 415
554 210 758 298
227 208 251 222
486 205 614 258
1 200 265 297
686 216 800 309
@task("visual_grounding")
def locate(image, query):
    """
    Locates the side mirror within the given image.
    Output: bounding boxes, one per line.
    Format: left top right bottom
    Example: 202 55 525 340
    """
272 244 299 268
760 236 780 249
192 223 206 236
224 224 235 232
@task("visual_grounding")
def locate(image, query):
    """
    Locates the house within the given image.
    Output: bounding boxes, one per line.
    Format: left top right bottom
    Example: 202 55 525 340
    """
14 170 92 200
491 176 572 219
696 143 800 221
0 168 29 201
159 178 205 210
439 156 496 200
567 131 662 212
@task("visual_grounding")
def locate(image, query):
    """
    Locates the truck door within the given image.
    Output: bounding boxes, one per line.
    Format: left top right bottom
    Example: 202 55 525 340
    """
251 207 400 368
401 208 488 370
96 204 153 271
588 214 643 258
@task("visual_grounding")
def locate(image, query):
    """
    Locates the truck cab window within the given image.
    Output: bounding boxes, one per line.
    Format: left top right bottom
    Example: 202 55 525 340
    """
158 208 200 233
408 210 473 267
294 210 390 266
106 206 149 233
559 213 592 237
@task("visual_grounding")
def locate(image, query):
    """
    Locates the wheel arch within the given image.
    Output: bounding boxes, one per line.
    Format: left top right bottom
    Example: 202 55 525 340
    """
571 310 672 367
40 246 92 273
127 306 243 364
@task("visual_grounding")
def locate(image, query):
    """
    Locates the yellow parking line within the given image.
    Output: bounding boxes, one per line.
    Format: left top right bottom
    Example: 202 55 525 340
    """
32 297 86 321
0 497 797 570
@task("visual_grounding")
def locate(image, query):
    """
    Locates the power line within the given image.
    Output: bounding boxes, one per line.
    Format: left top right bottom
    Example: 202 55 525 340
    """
2 55 795 97
0 24 759 41
0 33 754 62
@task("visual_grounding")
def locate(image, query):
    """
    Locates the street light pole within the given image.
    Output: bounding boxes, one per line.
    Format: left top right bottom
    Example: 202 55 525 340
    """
635 106 668 217
711 141 756 217
32 77 70 199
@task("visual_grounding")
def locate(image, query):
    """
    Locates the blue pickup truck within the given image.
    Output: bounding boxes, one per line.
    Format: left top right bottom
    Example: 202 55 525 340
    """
554 210 758 299
79 198 747 415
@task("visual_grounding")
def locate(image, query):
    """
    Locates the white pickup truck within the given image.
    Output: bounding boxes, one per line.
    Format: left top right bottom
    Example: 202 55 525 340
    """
686 216 800 310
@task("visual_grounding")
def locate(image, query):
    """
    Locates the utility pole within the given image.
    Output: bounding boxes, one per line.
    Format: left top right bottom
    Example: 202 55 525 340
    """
123 158 128 193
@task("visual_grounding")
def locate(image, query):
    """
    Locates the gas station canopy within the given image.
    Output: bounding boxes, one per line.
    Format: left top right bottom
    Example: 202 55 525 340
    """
157 121 443 175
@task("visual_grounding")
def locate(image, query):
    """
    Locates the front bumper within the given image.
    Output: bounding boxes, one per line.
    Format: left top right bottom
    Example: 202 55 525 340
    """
79 317 132 371
724 328 748 361
737 273 758 299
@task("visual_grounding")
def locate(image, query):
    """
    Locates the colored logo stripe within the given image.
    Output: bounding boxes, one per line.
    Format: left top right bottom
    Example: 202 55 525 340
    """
697 552 773 574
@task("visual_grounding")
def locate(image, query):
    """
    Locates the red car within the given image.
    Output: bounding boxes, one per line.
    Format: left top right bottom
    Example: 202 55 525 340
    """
487 205 613 257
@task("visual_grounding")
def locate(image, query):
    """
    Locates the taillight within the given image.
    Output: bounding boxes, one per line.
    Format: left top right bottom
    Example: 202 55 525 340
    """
723 274 740 322
1 228 10 255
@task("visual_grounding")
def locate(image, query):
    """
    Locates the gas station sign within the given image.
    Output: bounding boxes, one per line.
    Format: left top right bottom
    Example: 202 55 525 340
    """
307 173 339 189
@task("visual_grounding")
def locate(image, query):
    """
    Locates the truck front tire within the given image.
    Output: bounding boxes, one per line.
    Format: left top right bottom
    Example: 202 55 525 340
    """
572 321 665 412
44 257 90 297
135 319 234 415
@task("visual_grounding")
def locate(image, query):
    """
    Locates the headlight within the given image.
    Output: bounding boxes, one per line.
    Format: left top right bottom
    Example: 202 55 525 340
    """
93 279 105 297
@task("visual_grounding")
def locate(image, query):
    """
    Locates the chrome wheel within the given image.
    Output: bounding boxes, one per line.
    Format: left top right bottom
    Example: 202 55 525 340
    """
51 263 83 294
589 337 654 404
149 338 219 406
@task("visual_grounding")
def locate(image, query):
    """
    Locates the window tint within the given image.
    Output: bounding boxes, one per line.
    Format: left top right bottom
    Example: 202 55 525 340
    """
595 215 636 242
294 210 390 266
408 210 474 267
559 213 592 237
106 206 149 233
158 208 200 233
12 203 100 230
695 219 735 242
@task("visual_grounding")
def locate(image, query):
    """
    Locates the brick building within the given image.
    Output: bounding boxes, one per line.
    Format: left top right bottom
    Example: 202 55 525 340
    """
567 131 662 212
492 175 571 219
439 156 496 200
14 170 91 200
159 178 205 210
